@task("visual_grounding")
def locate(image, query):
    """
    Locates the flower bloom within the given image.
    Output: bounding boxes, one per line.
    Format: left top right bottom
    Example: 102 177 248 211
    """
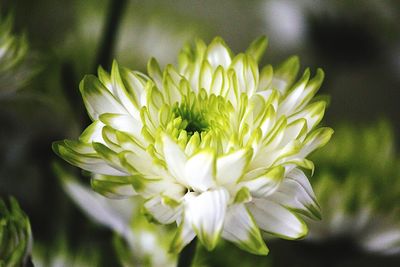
54 37 333 255
0 197 32 266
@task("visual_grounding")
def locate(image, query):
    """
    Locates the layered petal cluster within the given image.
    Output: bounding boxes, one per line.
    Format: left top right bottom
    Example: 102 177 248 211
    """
54 37 333 255
0 197 33 266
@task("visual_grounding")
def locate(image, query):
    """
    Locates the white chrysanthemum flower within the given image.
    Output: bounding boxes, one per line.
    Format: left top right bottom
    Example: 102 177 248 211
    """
54 36 333 255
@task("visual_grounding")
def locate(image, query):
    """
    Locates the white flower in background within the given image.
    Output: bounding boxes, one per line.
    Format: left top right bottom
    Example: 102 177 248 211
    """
33 238 101 267
54 36 333 255
308 121 400 255
54 164 175 267
0 13 33 97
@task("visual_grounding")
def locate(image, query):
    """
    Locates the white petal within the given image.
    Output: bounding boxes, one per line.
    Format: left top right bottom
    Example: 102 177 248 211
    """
185 149 216 192
162 134 187 184
240 166 284 198
277 70 310 116
185 189 229 250
144 196 182 224
247 198 307 239
111 61 141 119
122 152 168 180
216 149 252 185
79 120 105 143
288 101 326 131
362 227 400 255
53 141 127 176
170 213 196 253
206 37 232 69
268 168 321 219
99 113 145 144
60 171 133 239
300 127 334 157
222 204 269 255
91 174 137 199
80 75 127 120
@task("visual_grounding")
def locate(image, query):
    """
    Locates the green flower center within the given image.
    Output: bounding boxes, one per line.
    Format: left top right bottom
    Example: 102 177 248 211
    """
173 103 209 136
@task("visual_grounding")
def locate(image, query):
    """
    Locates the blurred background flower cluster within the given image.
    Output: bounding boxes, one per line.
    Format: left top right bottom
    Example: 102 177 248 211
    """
0 0 400 266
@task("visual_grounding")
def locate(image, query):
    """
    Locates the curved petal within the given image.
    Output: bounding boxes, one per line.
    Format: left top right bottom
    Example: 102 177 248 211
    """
80 75 127 120
267 168 321 220
170 213 196 253
185 189 229 250
185 149 216 192
91 174 137 199
52 140 127 176
216 148 252 186
206 37 232 69
144 196 182 224
240 166 284 198
247 198 308 239
162 134 187 184
222 204 269 255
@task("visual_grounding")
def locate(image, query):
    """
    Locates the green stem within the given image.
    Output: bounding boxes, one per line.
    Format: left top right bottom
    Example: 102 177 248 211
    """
94 0 128 71
177 238 197 267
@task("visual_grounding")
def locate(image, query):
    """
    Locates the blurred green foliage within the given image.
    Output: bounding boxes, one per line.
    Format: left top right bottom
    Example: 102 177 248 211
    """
311 121 400 217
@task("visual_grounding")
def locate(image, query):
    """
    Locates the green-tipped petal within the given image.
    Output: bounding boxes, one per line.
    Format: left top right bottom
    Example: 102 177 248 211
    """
185 189 229 250
248 198 308 239
80 75 127 120
216 148 253 185
245 36 268 63
222 204 269 255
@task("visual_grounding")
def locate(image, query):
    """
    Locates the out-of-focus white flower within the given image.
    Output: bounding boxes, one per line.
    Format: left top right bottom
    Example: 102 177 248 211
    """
54 36 332 255
0 13 33 96
308 121 400 255
55 164 175 267
32 238 101 267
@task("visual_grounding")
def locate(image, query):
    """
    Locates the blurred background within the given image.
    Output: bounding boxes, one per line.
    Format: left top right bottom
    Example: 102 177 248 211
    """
1 0 400 266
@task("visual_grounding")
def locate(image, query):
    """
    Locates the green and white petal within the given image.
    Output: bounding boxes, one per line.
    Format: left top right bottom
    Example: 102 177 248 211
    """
216 148 253 185
184 149 216 192
267 168 321 220
79 120 105 143
80 75 127 120
99 113 146 145
240 166 285 198
185 189 229 250
245 36 268 63
110 61 141 119
170 213 196 253
52 141 127 176
144 196 182 224
131 176 185 199
206 37 232 69
247 198 308 239
222 204 269 255
91 174 136 199
300 127 334 157
162 134 187 184
288 101 326 131
271 56 300 94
